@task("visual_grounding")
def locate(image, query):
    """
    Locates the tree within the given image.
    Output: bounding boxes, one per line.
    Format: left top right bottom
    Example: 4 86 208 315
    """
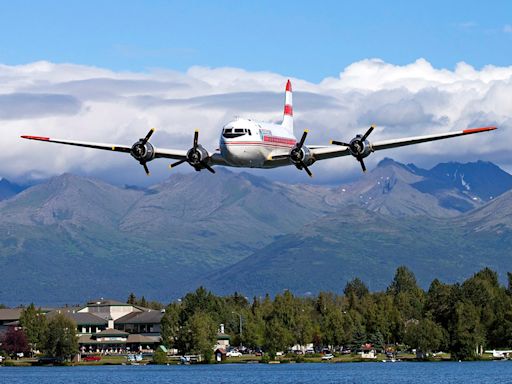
403 318 446 357
387 266 424 320
177 312 217 362
152 348 168 364
450 301 485 360
160 302 181 348
344 278 369 308
127 293 136 305
43 314 78 360
19 303 48 354
0 326 29 357
264 317 292 358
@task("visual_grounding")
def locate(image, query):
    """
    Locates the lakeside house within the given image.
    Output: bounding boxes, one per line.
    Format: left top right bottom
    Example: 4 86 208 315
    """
0 299 164 354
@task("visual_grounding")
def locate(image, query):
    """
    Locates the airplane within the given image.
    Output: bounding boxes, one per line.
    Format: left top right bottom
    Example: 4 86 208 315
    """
21 80 497 177
485 349 512 359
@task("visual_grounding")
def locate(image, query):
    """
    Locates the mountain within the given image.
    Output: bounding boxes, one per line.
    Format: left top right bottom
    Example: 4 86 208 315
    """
0 159 511 305
0 170 334 305
0 178 25 201
201 197 512 296
411 160 512 211
324 158 510 217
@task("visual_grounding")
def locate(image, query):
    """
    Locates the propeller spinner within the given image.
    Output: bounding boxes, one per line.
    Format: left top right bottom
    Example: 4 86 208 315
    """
331 125 375 172
169 130 215 173
130 128 156 175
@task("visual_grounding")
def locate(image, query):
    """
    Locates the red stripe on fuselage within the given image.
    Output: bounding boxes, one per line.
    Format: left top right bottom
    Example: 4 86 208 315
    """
263 135 296 146
284 104 293 116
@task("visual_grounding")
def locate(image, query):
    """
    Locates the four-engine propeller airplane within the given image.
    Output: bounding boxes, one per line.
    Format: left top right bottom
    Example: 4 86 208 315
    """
21 80 497 177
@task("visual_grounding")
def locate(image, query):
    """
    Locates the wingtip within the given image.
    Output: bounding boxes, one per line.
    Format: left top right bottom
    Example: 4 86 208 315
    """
20 135 50 141
463 126 498 134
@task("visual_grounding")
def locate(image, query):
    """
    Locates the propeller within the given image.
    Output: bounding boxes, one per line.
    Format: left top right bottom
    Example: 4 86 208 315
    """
169 130 215 173
130 128 156 176
331 125 375 172
290 130 313 177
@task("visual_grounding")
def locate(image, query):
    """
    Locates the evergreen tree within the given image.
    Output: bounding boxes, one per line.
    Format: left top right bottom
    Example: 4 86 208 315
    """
127 293 136 305
19 303 48 354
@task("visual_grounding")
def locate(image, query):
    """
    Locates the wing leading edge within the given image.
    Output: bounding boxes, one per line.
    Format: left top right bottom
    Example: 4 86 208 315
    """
20 135 188 160
308 126 497 161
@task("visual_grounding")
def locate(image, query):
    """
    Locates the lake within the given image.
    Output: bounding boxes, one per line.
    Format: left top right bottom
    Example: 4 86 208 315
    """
1 361 511 384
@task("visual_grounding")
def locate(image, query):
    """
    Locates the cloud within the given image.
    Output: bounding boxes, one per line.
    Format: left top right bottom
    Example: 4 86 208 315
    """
504 24 512 33
0 93 82 119
1 59 511 184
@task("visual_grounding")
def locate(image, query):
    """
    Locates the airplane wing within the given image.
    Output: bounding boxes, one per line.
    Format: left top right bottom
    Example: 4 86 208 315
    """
309 126 497 161
20 134 188 160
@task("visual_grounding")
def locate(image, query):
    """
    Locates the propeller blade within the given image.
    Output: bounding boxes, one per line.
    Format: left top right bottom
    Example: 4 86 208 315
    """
142 128 155 145
169 159 187 168
142 162 150 175
300 161 313 177
331 140 351 147
193 130 199 150
297 130 308 148
203 162 216 174
361 125 374 141
358 158 367 172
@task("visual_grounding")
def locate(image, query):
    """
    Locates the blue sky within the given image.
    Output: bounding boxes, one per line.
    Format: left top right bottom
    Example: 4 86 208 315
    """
0 1 511 184
0 0 511 82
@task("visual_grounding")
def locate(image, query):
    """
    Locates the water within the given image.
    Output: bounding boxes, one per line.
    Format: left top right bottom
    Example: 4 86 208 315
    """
1 362 512 384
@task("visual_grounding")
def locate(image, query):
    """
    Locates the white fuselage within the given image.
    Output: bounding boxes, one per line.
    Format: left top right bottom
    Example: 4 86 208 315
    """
219 118 297 168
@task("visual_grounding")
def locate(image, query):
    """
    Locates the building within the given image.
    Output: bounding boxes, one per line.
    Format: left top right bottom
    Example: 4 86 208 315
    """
47 299 164 354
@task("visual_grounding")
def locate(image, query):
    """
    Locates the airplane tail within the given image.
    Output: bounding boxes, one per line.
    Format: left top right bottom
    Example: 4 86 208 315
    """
282 79 294 134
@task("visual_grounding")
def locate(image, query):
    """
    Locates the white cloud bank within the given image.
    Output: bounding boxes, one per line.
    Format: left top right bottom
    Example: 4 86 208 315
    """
1 58 511 184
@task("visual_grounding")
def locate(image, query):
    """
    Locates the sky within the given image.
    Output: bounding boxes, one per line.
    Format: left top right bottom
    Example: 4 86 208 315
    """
0 1 511 185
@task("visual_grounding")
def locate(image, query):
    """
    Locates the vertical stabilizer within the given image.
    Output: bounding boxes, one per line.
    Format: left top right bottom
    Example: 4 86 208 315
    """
282 79 294 134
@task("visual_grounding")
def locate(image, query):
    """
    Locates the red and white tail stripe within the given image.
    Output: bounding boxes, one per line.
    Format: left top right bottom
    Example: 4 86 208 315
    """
282 79 294 133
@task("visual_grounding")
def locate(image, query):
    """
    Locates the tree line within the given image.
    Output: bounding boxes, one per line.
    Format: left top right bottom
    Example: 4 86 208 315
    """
2 266 511 361
158 266 512 360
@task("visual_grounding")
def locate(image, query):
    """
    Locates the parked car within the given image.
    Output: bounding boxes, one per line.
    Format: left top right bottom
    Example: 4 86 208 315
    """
293 350 304 355
305 348 315 354
340 348 351 355
226 350 242 357
321 353 334 360
82 355 101 362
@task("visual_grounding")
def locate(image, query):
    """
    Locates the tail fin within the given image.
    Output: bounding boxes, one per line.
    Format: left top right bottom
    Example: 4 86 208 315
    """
282 79 293 133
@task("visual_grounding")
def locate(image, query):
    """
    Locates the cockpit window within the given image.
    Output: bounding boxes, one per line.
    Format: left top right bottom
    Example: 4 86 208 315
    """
223 128 247 138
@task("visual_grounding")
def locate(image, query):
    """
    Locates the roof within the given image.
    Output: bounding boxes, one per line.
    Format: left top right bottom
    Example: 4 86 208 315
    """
94 328 128 337
0 308 23 321
86 299 128 306
115 310 164 324
217 333 230 340
127 334 159 344
46 309 107 325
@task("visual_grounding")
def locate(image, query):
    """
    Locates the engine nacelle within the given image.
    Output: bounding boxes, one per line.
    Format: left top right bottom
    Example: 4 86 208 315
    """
187 144 210 170
290 145 315 166
130 140 155 163
348 135 372 159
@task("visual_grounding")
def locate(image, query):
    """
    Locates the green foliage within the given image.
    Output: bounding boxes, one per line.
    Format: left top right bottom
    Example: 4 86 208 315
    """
43 313 78 360
152 348 168 364
177 311 217 362
127 266 512 362
19 303 47 353
404 317 446 355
